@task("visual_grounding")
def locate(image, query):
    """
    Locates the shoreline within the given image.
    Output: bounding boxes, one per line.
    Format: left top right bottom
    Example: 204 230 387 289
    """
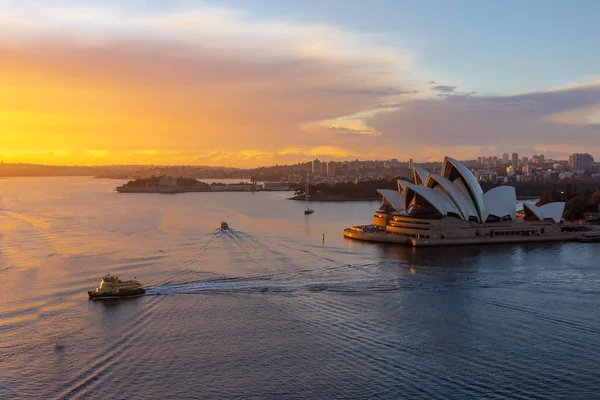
289 196 379 202
290 196 540 202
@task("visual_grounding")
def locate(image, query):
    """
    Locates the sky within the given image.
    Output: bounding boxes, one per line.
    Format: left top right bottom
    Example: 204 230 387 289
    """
1 0 599 167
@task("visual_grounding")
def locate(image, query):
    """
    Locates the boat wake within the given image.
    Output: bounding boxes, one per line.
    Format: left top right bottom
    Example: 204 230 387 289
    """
145 272 407 295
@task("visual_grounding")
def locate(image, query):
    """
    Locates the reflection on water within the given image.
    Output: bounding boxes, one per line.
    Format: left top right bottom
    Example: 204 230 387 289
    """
0 177 599 399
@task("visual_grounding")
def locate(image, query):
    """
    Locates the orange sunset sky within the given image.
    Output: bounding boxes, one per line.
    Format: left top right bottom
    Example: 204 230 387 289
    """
1 2 600 167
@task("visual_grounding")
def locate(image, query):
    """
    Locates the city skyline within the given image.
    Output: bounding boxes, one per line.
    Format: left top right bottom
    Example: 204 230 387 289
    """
1 151 593 172
2 1 600 166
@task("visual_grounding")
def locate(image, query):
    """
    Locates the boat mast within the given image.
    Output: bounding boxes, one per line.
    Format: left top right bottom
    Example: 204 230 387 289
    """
305 172 310 210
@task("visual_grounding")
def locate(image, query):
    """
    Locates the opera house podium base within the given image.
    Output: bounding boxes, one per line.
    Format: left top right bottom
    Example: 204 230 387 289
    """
343 225 586 247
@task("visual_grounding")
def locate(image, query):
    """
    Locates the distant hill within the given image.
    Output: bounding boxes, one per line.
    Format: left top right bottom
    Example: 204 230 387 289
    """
0 163 243 178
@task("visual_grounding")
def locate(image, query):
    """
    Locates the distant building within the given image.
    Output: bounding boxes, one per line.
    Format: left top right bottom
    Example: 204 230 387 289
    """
312 159 322 175
521 156 529 164
342 162 349 177
409 158 414 170
326 161 336 177
569 153 594 172
511 153 519 170
390 158 399 168
559 171 574 180
502 153 509 162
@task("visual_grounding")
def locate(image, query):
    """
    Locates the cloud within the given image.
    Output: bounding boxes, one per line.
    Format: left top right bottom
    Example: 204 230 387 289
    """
327 126 381 136
431 85 457 93
374 102 403 109
1 2 599 166
0 2 428 166
366 83 600 160
323 87 420 97
193 145 371 167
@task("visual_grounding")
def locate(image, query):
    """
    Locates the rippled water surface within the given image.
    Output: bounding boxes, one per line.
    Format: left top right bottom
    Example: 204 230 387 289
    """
1 177 599 399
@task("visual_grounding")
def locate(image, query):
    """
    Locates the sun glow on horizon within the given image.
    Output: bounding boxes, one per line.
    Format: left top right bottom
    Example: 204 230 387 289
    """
1 2 599 166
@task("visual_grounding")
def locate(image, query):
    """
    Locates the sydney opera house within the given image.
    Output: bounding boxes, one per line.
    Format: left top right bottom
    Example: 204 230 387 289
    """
344 156 591 246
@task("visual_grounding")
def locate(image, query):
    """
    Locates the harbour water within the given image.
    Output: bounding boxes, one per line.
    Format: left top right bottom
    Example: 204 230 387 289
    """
1 177 599 399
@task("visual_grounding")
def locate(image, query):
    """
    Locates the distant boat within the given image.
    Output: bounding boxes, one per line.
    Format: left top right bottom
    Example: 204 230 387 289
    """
304 172 314 215
219 221 229 231
577 232 600 242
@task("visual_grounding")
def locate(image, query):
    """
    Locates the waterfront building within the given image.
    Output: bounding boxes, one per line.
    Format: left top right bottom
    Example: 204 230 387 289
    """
569 153 594 172
344 156 591 247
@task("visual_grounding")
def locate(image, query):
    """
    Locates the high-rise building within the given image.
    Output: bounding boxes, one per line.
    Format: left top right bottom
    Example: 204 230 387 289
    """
531 154 545 164
569 153 595 172
390 158 398 168
502 153 509 162
409 158 414 170
312 159 321 175
342 162 349 177
522 156 529 164
511 153 519 170
477 156 483 164
326 161 336 177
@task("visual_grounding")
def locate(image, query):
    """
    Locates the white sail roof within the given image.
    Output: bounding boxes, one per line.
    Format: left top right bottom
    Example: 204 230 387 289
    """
403 183 461 217
484 186 517 220
377 189 405 211
541 203 565 223
397 179 412 191
442 157 487 222
413 166 430 186
523 202 565 223
425 173 481 221
450 177 481 222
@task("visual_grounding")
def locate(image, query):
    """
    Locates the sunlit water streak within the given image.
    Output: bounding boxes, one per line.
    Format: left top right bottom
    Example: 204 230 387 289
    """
0 177 599 399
